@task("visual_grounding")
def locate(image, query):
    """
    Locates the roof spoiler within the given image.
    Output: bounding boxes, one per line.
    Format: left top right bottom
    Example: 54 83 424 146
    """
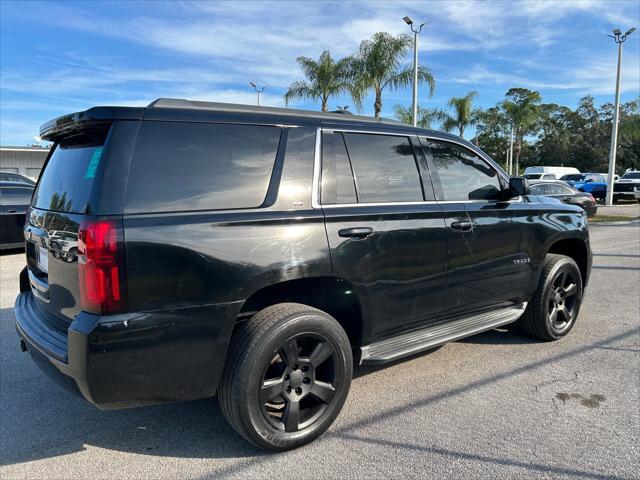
40 107 144 141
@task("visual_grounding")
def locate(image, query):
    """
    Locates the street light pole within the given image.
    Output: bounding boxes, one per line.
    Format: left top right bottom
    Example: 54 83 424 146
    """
249 82 267 107
605 27 636 206
403 16 425 127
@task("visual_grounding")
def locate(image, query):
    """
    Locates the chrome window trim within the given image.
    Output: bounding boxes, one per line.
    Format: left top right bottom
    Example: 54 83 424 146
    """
312 127 522 209
311 127 322 209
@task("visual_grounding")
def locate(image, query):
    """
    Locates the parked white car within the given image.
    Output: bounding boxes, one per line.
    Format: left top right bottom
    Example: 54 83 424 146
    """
613 171 640 202
524 166 580 179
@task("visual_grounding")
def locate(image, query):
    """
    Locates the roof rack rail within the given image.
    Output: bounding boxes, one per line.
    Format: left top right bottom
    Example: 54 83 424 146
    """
147 98 401 125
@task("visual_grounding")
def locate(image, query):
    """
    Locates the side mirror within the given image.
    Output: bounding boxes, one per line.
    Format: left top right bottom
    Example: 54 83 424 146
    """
507 177 529 197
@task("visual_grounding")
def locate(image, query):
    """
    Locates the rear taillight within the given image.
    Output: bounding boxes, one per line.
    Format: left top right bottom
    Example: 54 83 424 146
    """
588 193 596 202
78 218 127 315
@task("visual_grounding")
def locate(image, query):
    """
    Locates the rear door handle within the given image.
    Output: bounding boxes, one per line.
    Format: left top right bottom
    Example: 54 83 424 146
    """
338 227 373 239
7 209 17 213
450 220 474 232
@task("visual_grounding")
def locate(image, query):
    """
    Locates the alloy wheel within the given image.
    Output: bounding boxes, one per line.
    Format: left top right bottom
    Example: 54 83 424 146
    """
547 268 579 332
259 333 340 432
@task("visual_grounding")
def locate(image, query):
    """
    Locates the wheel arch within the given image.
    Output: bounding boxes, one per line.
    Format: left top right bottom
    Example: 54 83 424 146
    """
546 237 590 287
238 276 365 348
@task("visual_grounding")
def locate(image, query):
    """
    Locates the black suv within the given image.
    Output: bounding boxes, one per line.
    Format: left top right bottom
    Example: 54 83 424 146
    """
15 99 591 450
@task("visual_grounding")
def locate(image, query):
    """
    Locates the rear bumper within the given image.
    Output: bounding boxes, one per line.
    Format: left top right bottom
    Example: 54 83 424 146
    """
15 291 240 409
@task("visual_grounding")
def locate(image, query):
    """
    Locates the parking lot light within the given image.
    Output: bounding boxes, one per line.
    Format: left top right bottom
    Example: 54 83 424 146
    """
605 27 636 206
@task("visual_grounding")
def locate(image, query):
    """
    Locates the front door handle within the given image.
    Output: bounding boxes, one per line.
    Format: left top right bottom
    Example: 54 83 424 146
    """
338 227 373 239
450 220 474 232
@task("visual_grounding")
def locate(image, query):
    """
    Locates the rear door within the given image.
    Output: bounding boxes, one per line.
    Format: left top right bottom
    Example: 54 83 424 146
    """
422 137 534 319
320 128 447 343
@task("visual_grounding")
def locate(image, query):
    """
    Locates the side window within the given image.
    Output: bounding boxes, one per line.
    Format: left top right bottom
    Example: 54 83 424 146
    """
321 132 357 204
529 184 547 195
546 184 565 195
562 185 576 195
343 133 423 203
125 122 281 213
426 140 502 201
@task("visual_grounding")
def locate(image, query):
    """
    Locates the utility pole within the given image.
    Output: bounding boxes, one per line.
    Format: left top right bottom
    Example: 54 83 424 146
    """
249 82 267 107
403 16 425 127
605 27 635 206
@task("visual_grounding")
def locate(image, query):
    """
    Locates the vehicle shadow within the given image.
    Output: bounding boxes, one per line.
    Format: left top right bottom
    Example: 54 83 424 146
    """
0 248 23 256
2 300 637 474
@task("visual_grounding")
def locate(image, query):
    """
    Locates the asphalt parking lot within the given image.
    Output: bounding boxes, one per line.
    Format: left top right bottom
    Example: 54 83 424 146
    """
1 221 638 479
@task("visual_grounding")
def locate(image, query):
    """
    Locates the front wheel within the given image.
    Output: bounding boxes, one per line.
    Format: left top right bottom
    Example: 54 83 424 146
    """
218 303 353 450
518 254 583 341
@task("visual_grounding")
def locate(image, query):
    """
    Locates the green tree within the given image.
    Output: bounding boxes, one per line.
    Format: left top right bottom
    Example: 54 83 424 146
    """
350 32 435 118
475 106 510 169
439 90 482 138
393 104 442 128
502 88 542 171
284 50 352 112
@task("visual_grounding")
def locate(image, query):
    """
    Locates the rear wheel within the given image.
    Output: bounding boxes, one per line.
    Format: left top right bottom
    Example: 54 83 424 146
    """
518 254 583 341
218 303 353 450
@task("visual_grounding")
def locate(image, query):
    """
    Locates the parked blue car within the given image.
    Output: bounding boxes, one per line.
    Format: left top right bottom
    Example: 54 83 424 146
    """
560 173 607 200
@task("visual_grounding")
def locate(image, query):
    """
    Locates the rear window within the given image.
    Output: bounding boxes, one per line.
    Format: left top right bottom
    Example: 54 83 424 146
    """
125 122 281 213
32 126 110 213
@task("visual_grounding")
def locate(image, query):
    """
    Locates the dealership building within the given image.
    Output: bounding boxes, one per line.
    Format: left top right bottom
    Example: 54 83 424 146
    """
0 146 50 180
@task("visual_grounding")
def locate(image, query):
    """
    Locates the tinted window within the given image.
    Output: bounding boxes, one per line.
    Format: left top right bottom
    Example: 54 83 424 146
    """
343 133 422 203
33 126 110 214
126 122 281 213
529 184 547 195
321 132 357 204
562 186 576 194
546 184 566 195
0 172 34 185
427 140 501 201
621 172 640 179
561 174 584 181
1 187 33 205
523 173 542 179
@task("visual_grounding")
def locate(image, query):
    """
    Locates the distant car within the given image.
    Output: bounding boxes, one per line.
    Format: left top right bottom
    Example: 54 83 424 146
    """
0 182 34 249
524 166 580 178
529 180 597 217
613 171 640 202
0 171 36 186
523 173 557 180
560 173 607 201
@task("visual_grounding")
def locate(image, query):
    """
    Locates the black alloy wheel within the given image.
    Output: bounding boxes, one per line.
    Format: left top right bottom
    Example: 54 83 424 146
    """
260 333 339 432
517 253 583 341
218 303 353 450
546 267 579 334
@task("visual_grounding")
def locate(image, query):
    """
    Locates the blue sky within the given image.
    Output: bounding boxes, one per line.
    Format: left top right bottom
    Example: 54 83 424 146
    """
1 0 639 145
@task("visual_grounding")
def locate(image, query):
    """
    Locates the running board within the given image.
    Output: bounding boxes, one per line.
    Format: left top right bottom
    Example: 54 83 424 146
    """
360 303 527 365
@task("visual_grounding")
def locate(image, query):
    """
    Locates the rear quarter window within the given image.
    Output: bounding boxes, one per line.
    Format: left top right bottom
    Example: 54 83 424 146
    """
124 122 282 213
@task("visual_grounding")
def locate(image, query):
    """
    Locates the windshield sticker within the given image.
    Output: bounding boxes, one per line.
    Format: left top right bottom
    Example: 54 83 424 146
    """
85 146 103 179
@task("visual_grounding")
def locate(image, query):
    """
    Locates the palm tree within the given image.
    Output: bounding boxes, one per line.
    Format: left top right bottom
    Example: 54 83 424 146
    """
439 91 482 138
284 50 352 112
350 32 435 118
393 104 442 129
502 88 542 172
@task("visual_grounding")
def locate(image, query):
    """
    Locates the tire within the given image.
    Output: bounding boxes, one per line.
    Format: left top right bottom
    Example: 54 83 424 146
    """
218 303 353 451
518 254 583 341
